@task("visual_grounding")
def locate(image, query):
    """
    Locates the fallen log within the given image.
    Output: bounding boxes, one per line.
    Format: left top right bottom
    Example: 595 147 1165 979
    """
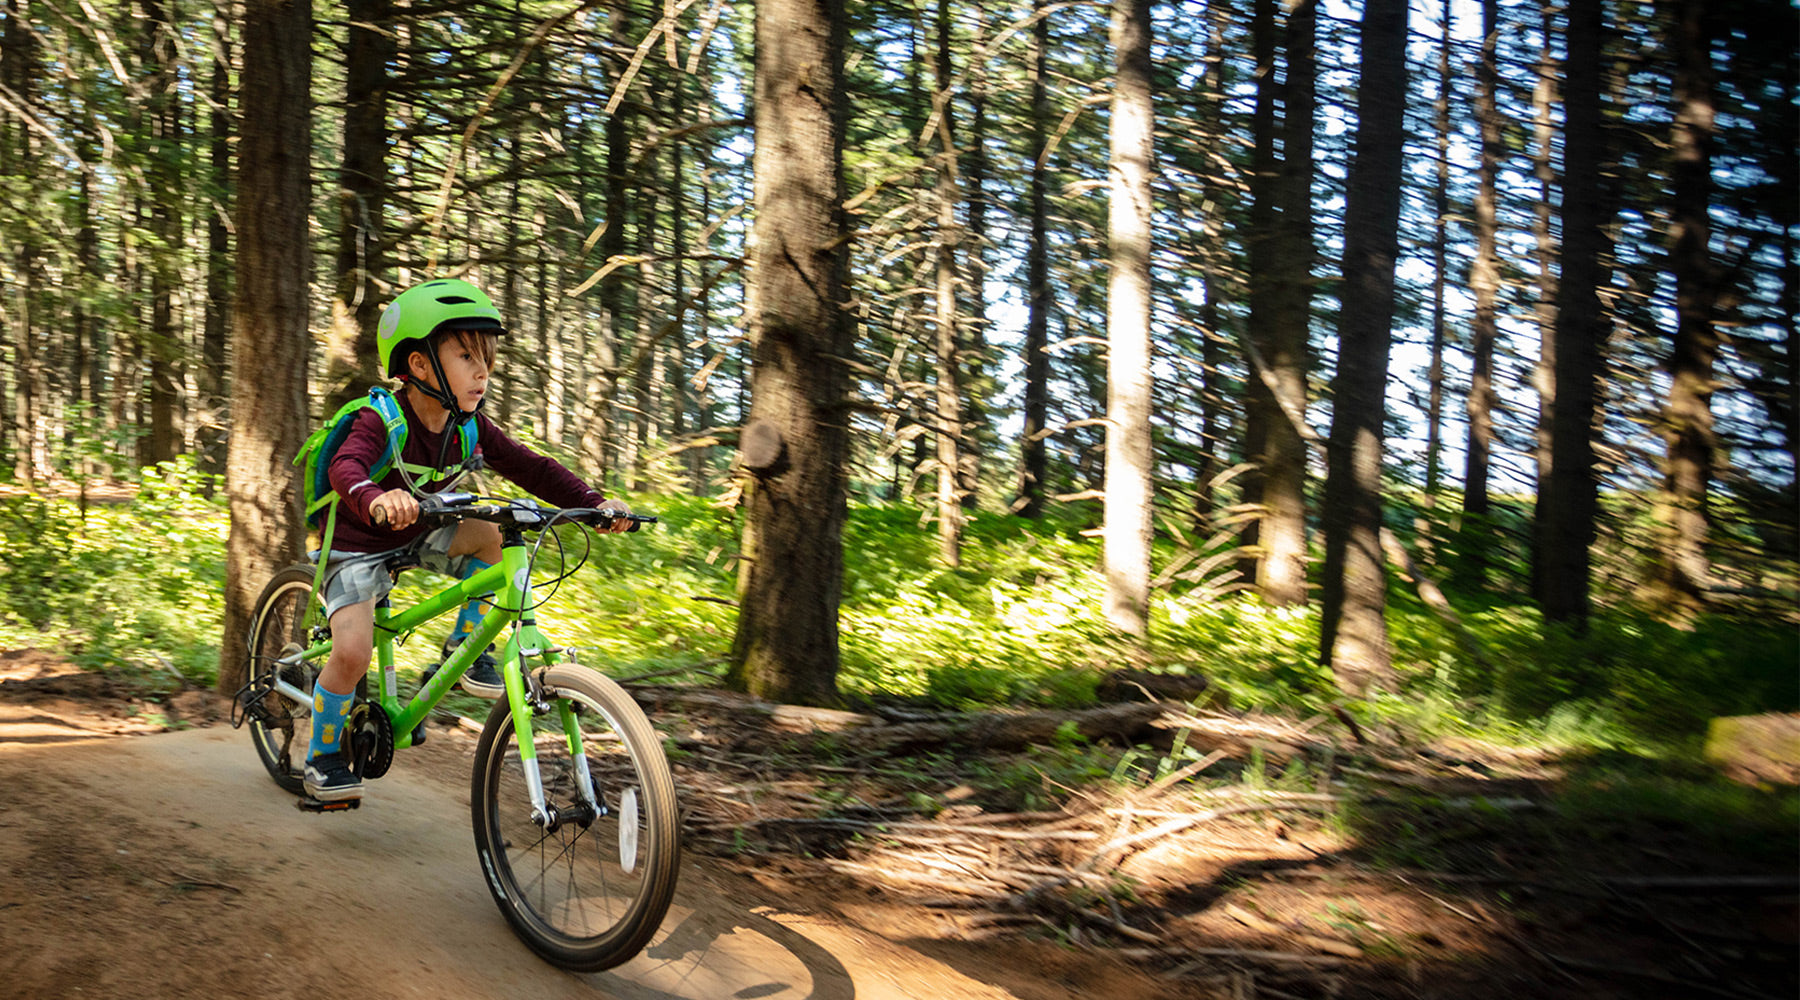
862 702 1173 752
1095 669 1212 705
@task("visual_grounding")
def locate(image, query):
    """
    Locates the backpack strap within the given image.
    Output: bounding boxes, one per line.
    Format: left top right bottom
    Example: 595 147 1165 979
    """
393 411 479 482
363 387 409 484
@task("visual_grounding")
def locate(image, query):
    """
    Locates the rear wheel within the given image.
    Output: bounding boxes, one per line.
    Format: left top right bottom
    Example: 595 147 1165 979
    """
471 664 680 971
245 565 324 795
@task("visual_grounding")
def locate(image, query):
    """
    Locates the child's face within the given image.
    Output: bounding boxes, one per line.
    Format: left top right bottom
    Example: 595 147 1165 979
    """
412 331 494 414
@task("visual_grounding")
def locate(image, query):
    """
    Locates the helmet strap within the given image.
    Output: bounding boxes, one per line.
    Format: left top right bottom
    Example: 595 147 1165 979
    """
409 338 463 415
414 338 481 478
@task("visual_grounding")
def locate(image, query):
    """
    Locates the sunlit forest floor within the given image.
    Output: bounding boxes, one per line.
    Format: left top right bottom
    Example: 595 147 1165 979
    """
1 466 1795 997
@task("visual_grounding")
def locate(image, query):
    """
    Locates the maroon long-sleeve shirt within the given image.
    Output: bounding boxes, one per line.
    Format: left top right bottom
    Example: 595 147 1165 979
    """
325 390 605 553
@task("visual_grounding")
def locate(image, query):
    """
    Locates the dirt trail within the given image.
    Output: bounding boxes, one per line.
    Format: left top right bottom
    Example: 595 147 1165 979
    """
0 658 1180 1000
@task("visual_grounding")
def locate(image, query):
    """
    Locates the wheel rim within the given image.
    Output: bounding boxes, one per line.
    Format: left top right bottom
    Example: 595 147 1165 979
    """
484 686 659 949
249 578 315 782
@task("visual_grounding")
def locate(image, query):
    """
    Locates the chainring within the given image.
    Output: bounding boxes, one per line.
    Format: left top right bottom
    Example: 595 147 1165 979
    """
344 701 396 780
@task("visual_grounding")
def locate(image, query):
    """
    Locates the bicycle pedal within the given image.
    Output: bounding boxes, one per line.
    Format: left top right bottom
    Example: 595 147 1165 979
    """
410 722 427 746
296 796 361 813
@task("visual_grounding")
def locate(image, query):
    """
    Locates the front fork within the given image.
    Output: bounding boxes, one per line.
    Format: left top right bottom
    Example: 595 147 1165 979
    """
505 658 603 829
495 540 600 829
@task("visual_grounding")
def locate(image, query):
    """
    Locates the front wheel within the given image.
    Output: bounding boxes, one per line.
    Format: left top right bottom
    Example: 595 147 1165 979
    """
471 664 681 971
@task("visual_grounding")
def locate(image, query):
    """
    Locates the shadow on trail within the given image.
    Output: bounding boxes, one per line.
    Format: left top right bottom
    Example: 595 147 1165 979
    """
590 903 856 1000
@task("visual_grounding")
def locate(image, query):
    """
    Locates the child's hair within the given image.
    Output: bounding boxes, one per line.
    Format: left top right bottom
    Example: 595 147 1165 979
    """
442 328 500 372
402 328 499 378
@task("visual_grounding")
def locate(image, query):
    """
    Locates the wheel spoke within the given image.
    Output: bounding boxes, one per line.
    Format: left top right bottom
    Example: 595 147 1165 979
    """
473 666 677 970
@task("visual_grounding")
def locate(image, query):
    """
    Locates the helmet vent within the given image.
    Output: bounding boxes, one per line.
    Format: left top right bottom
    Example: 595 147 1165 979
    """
436 295 476 304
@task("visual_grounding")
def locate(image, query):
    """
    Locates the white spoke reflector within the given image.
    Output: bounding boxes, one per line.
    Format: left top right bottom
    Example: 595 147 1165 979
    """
620 787 640 874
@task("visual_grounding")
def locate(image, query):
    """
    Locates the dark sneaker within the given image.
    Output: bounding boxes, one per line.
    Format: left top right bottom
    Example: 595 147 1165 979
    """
434 638 505 700
304 751 363 803
458 649 505 699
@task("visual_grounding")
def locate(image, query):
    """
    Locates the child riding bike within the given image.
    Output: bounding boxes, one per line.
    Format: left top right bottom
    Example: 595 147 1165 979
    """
304 277 629 805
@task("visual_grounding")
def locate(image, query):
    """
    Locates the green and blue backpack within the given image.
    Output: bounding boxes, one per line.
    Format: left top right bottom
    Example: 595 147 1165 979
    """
294 386 478 550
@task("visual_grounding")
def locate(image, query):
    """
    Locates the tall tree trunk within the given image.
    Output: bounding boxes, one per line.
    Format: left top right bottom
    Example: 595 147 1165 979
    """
1260 0 1315 605
932 0 963 566
1424 4 1451 508
1538 0 1610 628
199 6 233 481
1017 2 1051 519
960 0 992 511
631 127 660 493
581 3 632 487
1193 3 1229 527
671 77 701 493
1648 0 1719 617
1530 7 1560 602
1238 0 1278 588
1459 0 1502 587
1319 0 1408 695
4 0 45 483
324 0 391 411
73 120 101 478
219 0 313 694
1778 48 1799 478
142 0 183 466
1104 0 1155 638
538 200 565 446
728 0 852 706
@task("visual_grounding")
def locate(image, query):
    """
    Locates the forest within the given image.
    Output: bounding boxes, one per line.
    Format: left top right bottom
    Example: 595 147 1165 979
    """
0 0 1794 728
0 0 1795 992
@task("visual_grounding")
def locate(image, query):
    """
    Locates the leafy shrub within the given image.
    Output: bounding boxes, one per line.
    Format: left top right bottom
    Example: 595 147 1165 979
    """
5 474 1793 762
0 457 227 683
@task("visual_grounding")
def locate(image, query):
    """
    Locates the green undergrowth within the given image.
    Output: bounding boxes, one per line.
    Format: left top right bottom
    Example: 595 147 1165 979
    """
1 473 1795 764
0 460 225 684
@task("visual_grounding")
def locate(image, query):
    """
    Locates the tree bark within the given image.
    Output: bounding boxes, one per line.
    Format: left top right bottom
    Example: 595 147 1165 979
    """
1425 4 1451 506
142 0 183 466
1017 2 1051 519
1103 0 1155 638
1264 0 1315 605
580 3 633 487
932 0 963 566
1529 7 1560 602
960 0 992 511
1238 0 1278 589
4 0 46 483
1193 4 1229 528
324 0 392 411
1459 0 1502 587
1648 0 1719 618
1319 0 1408 695
728 0 852 706
199 6 233 481
219 0 313 694
1538 0 1610 628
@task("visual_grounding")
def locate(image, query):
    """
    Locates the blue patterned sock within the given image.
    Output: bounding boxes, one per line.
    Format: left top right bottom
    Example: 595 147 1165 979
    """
447 558 495 651
308 682 354 762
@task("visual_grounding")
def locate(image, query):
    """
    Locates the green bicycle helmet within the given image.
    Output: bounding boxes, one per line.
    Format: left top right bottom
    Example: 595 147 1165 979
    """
377 278 505 379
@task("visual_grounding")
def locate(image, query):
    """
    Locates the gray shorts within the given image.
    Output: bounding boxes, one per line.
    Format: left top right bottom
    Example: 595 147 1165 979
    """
316 524 483 620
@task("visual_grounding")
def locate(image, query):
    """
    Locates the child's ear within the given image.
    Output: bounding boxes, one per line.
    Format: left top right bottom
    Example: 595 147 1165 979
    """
407 346 430 380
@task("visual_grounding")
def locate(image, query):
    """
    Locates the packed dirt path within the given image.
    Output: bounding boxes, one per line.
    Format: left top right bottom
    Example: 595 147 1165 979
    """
0 656 1179 1000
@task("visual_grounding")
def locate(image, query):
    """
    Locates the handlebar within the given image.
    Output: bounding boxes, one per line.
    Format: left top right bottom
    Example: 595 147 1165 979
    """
370 492 656 532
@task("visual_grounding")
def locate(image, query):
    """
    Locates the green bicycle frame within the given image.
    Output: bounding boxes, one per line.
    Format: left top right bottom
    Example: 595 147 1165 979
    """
281 531 590 821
